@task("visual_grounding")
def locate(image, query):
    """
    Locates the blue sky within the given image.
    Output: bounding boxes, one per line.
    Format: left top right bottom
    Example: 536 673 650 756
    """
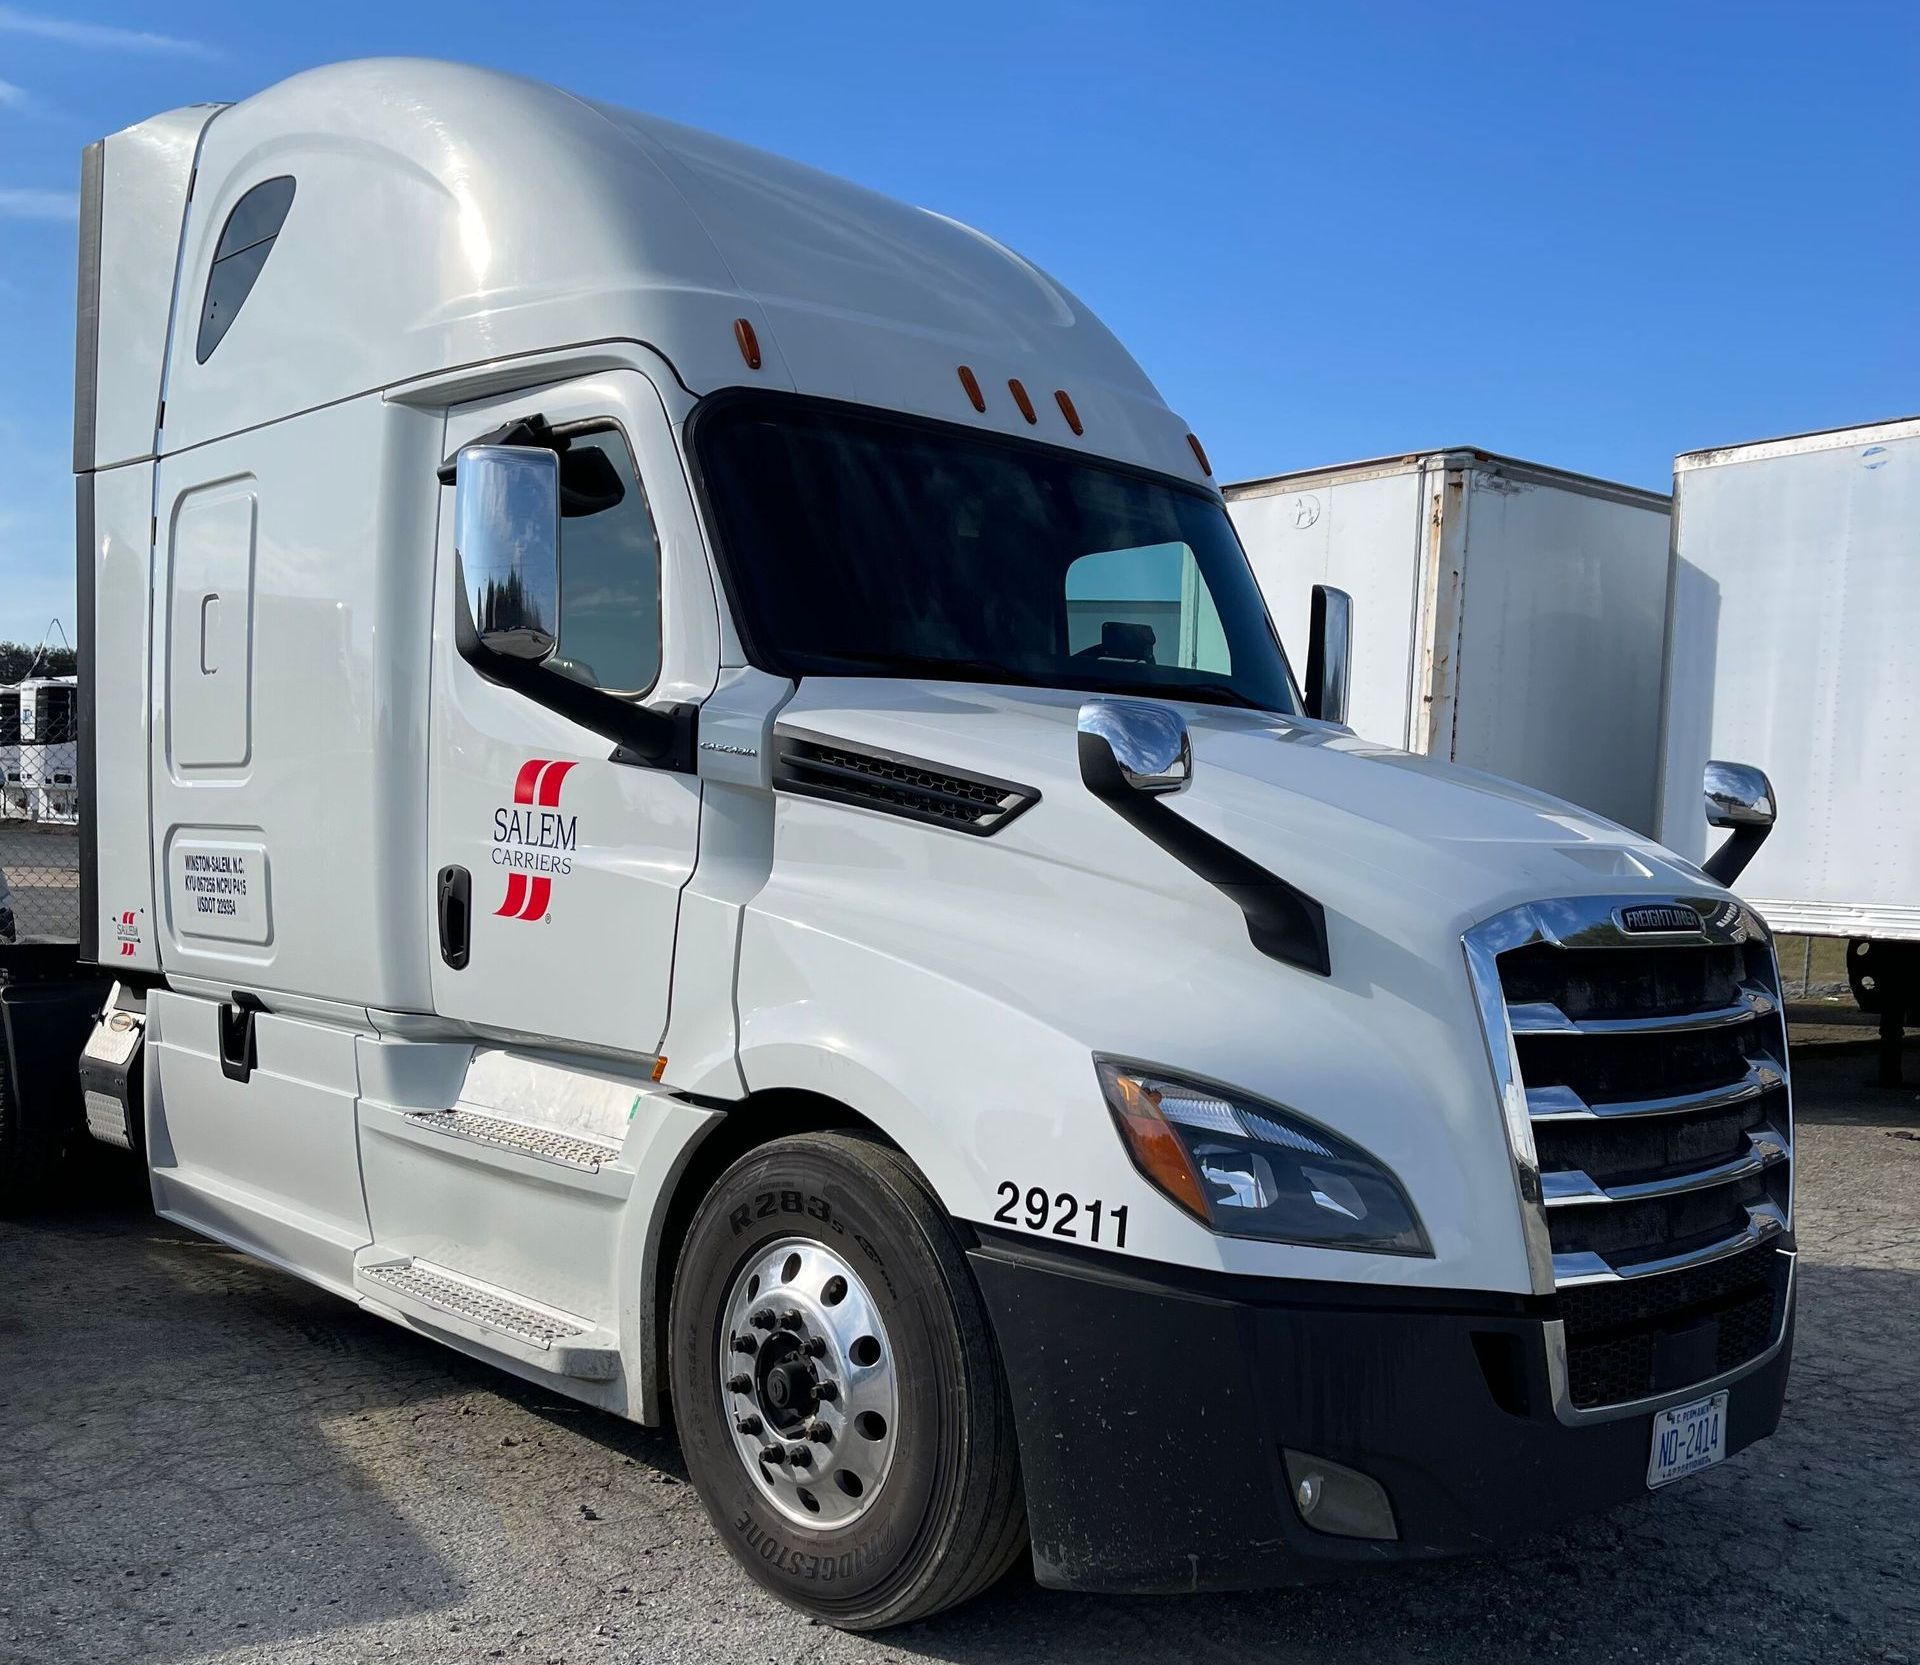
1 0 1915 645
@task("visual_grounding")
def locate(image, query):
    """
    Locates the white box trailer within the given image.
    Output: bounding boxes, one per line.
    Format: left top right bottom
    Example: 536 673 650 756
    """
1656 416 1920 1071
1226 452 1673 834
14 678 80 823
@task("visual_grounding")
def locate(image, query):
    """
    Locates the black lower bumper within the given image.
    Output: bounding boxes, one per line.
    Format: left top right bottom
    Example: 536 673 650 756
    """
968 1231 1794 1594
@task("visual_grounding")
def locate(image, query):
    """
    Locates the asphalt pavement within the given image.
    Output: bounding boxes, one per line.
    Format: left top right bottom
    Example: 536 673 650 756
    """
1 1027 1915 1665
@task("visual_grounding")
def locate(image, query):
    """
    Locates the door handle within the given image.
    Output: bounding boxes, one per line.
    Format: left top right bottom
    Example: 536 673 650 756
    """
438 865 472 970
200 592 220 675
218 994 262 1084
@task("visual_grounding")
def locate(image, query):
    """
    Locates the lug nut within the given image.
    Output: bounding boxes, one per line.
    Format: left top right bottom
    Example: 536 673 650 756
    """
732 1334 758 1356
802 1336 827 1358
736 1414 763 1436
787 1445 813 1467
814 1380 839 1402
805 1419 832 1443
778 1310 804 1331
750 1308 777 1331
760 1445 786 1465
726 1373 753 1394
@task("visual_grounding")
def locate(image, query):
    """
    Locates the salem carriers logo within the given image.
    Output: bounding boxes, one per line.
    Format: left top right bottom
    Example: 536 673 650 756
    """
493 758 578 922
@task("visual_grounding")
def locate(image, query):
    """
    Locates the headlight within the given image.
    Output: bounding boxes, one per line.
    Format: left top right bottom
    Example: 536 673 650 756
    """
1096 1059 1431 1255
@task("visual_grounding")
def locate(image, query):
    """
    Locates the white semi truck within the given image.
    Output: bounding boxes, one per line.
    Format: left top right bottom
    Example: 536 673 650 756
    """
1225 451 1673 835
1657 416 1920 1082
37 59 1797 1628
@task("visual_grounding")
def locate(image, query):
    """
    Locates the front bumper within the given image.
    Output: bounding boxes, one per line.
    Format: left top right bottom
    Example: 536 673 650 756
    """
968 1231 1794 1594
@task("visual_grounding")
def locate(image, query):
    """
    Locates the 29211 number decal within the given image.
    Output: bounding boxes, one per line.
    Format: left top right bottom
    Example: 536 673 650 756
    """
992 1183 1129 1247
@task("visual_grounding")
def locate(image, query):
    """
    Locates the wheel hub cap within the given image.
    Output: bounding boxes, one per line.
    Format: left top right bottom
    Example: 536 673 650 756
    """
719 1236 899 1526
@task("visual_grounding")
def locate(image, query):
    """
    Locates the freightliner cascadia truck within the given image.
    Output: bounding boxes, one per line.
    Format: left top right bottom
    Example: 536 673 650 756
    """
50 60 1795 1629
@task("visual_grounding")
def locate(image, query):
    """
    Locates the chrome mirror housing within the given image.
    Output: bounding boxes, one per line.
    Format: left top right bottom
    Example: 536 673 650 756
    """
1701 759 1777 887
1704 760 1775 829
455 445 560 663
1305 584 1352 726
1076 698 1192 795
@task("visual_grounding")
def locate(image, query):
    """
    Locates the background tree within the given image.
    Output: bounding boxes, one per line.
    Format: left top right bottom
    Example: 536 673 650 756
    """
0 642 78 683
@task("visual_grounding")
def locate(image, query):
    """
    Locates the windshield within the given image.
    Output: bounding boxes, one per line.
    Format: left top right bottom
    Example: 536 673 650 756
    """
694 397 1301 713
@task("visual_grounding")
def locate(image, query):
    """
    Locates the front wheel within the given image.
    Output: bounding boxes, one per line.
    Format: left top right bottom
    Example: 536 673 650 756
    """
669 1131 1027 1629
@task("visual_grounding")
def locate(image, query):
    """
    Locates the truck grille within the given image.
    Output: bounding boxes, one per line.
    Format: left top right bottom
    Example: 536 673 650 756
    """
1465 896 1793 1414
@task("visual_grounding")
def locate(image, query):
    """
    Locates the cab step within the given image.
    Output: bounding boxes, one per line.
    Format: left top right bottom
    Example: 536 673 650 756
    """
402 1107 621 1171
357 1254 619 1380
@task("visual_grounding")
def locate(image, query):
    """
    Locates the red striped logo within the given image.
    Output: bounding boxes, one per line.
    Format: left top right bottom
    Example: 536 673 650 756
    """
494 758 578 921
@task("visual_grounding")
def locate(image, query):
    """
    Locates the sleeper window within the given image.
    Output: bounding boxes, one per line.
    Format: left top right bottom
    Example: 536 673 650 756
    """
196 176 296 363
549 430 663 696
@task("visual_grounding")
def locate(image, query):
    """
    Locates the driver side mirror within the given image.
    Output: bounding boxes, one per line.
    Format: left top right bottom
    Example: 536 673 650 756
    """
455 445 560 664
1304 584 1352 726
446 437 695 772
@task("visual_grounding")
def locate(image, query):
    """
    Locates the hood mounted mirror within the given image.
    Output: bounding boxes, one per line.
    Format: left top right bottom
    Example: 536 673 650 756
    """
1701 759 1776 886
1076 698 1191 795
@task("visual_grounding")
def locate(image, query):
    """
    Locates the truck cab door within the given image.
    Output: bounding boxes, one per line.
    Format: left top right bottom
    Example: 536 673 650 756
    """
427 369 720 1057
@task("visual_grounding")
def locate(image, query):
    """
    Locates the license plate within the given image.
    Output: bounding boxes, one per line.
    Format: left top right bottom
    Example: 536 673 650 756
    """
1647 1391 1728 1489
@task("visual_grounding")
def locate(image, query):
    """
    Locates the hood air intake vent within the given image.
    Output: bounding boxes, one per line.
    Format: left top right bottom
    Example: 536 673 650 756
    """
773 730 1039 835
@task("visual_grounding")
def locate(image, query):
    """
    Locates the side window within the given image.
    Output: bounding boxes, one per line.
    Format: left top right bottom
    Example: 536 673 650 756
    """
548 429 663 697
1064 542 1231 672
196 176 296 363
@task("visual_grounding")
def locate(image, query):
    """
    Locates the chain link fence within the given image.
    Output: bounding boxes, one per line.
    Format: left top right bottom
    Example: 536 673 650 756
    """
1 679 81 944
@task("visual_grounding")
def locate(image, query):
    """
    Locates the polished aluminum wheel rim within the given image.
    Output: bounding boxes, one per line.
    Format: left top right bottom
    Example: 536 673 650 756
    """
718 1236 899 1527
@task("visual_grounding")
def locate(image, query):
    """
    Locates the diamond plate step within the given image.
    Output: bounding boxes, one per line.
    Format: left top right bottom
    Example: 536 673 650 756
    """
404 1108 621 1171
362 1259 588 1347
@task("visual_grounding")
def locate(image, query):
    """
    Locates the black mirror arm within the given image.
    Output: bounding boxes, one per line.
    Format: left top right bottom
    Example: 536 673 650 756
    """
1703 823 1771 887
1078 731 1330 976
436 414 616 485
453 591 697 772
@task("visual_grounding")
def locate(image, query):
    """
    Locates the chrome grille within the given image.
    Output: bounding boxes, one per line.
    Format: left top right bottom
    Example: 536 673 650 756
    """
1465 895 1794 1416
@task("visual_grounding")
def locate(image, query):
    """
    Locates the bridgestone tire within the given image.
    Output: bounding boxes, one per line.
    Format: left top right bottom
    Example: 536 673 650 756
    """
670 1131 1027 1629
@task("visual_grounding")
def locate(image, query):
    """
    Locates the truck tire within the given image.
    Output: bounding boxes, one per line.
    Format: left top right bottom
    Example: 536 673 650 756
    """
669 1130 1027 1629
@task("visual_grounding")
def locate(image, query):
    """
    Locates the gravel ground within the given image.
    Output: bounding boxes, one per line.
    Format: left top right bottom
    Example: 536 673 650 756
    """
1 1032 1915 1665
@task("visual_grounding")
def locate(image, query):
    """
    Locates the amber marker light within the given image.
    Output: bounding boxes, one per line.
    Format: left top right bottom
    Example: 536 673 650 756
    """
651 1056 669 1083
1007 378 1038 424
1186 433 1212 476
957 365 987 412
1096 1061 1210 1223
1054 389 1083 435
733 318 762 370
